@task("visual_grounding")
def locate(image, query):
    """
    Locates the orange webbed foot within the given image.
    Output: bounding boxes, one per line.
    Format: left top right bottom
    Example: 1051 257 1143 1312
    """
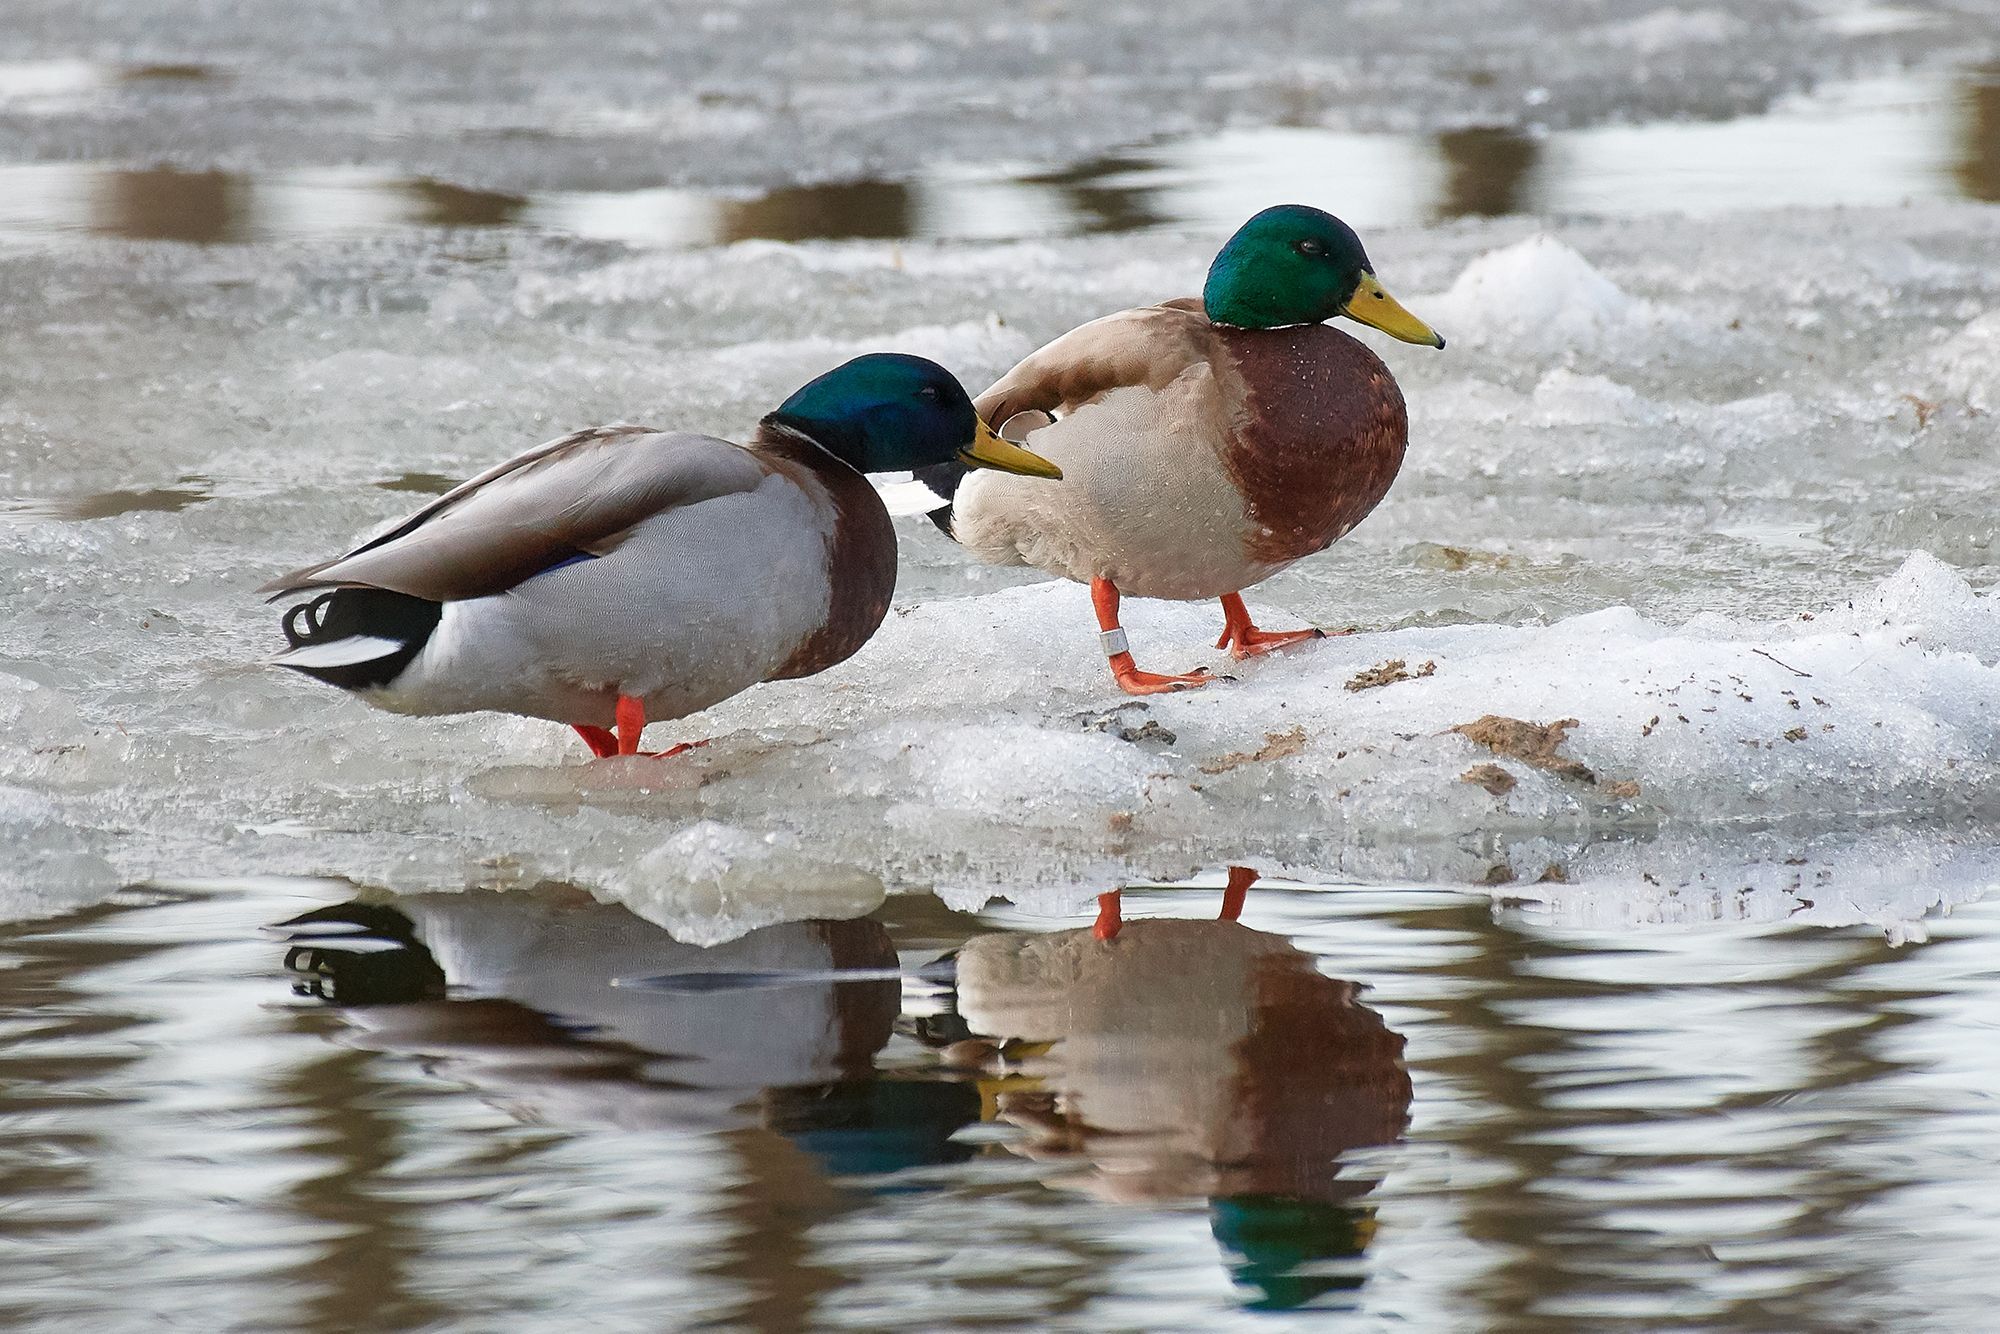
636 738 711 761
1216 623 1326 659
1215 592 1337 660
1109 655 1212 696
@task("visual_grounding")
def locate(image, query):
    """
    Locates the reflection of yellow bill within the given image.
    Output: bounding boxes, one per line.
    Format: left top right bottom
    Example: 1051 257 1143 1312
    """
961 418 1063 478
977 1072 1047 1122
1343 272 1446 348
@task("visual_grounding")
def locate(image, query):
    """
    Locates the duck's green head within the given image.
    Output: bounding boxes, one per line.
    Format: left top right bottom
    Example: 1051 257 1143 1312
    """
766 353 1061 478
1203 205 1445 348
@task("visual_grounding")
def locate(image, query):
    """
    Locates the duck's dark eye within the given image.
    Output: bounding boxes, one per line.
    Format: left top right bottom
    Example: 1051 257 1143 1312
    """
1295 238 1326 258
918 385 941 401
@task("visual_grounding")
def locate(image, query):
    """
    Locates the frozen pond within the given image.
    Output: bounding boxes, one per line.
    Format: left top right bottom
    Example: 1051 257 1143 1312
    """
3 0 2000 1325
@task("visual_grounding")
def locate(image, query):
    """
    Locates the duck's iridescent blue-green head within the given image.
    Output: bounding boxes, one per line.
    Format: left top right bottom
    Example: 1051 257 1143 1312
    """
1203 205 1445 348
766 353 1061 478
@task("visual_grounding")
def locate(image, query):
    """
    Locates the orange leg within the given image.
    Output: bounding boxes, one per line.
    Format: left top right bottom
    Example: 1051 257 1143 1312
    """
1091 577 1210 695
1217 865 1259 921
1092 890 1123 942
573 698 710 760
615 695 647 756
1214 592 1329 660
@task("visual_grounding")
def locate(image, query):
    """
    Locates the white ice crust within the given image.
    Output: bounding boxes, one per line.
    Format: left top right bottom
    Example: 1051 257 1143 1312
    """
5 204 2000 939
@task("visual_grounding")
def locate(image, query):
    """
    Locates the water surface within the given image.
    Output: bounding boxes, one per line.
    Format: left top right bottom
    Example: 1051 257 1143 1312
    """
0 71 1994 247
4 876 1997 1330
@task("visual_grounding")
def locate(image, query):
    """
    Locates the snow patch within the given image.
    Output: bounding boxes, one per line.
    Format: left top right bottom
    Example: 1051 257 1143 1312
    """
1424 235 1681 351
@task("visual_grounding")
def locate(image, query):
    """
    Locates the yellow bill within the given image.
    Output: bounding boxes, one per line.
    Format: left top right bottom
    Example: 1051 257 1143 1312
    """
960 417 1063 478
1342 272 1446 348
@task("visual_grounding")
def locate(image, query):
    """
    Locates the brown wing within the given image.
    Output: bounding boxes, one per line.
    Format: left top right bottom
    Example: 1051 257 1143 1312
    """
974 301 1223 432
259 425 773 602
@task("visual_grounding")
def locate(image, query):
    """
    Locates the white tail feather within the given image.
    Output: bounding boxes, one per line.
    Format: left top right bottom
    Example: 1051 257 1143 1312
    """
273 635 406 670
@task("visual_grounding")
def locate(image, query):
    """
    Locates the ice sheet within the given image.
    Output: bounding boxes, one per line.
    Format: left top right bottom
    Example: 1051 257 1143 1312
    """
4 204 2000 938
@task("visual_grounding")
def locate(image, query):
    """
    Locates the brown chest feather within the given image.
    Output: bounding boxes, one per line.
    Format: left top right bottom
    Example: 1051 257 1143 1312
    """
1215 324 1408 566
760 438 899 681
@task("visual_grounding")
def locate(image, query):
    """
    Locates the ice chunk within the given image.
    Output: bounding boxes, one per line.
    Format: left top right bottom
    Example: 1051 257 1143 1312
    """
1929 310 2000 412
1526 368 1659 425
600 822 886 947
0 782 118 924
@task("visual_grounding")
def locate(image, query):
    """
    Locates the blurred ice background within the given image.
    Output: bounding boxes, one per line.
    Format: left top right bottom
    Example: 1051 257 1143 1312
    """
1 0 1998 937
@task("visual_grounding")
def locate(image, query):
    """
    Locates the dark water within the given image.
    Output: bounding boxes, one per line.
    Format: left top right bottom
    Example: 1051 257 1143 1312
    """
0 70 1995 247
3 876 1998 1330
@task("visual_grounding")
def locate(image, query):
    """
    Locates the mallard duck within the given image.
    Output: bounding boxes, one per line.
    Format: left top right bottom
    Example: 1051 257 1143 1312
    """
919 205 1444 694
262 353 1061 757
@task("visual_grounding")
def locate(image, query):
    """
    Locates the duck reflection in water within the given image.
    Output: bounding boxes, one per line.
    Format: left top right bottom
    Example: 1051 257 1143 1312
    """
276 890 980 1175
275 873 1410 1314
947 871 1412 1312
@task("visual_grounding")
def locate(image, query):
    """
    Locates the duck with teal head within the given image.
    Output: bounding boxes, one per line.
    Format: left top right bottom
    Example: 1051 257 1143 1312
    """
262 353 1061 758
920 205 1443 694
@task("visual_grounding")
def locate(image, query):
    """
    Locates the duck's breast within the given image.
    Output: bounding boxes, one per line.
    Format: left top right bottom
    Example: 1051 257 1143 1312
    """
1214 323 1408 566
952 372 1266 600
762 443 898 680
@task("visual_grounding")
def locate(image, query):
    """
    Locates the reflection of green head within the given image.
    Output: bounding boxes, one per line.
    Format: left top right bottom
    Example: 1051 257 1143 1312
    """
765 1077 982 1182
1210 1195 1374 1312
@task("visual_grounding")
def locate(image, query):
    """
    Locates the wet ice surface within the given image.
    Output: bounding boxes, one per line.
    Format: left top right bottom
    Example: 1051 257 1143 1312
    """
5 203 2000 934
3 71 1998 246
1 1 1992 193
6 877 2000 1330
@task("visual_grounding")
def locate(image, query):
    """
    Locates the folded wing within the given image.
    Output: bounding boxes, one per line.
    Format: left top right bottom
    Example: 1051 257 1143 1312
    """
260 426 773 603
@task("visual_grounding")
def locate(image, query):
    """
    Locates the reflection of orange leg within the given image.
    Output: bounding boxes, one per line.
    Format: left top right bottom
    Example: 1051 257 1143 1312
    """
1217 865 1259 921
1092 577 1210 695
1092 890 1123 941
1214 591 1329 660
572 724 619 758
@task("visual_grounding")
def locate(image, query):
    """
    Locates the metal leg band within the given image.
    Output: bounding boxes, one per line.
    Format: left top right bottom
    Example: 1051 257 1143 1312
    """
1099 628 1130 658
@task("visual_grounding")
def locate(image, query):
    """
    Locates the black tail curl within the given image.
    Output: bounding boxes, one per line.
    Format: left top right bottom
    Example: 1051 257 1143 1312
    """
281 591 339 648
